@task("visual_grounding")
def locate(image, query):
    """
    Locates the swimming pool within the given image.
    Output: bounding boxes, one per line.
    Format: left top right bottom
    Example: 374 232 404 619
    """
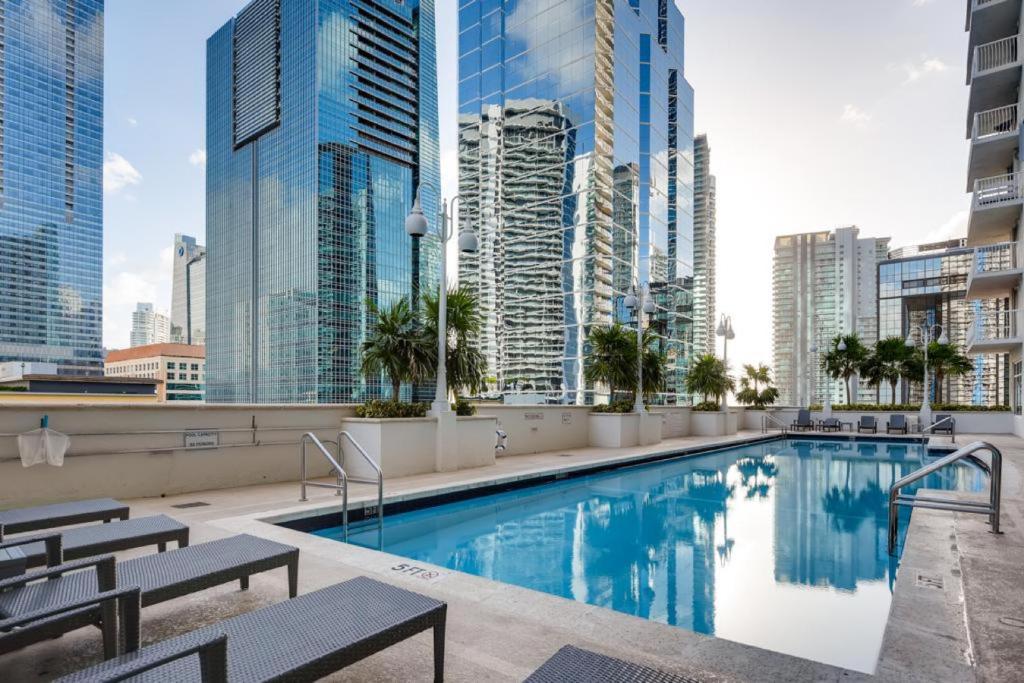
305 437 985 673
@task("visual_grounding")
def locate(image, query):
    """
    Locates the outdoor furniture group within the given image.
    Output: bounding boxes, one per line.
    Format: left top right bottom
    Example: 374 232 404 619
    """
0 497 692 682
789 410 939 437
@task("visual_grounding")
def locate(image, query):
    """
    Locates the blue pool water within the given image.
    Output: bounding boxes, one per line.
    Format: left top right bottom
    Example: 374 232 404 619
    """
311 438 985 673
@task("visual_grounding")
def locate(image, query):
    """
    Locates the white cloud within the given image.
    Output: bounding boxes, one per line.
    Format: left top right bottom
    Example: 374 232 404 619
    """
925 209 968 243
103 246 174 349
127 117 138 127
189 148 207 168
103 152 142 194
912 0 934 6
900 56 947 84
840 104 872 127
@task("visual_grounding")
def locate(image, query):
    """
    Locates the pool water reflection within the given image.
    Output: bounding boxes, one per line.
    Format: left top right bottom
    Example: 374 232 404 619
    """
315 439 985 673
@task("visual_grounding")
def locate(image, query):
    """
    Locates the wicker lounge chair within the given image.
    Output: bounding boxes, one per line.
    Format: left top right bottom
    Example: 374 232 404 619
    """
0 534 298 659
54 576 446 683
527 645 699 683
0 499 128 535
3 515 189 569
819 418 841 433
791 409 814 432
887 414 908 434
857 416 877 434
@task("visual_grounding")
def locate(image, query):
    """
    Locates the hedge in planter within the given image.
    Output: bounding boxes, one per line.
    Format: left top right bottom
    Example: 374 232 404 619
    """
355 400 429 418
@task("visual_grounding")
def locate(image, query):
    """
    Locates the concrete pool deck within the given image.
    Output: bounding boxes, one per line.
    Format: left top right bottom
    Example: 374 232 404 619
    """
2 430 1021 682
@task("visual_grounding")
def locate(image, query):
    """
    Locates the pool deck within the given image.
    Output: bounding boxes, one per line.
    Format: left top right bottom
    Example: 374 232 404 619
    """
3 429 1022 682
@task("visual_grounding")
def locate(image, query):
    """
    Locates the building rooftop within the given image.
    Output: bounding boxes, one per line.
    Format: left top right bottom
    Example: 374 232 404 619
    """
106 343 205 362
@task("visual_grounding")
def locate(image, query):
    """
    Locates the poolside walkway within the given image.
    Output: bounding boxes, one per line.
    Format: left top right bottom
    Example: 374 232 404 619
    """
2 430 1021 682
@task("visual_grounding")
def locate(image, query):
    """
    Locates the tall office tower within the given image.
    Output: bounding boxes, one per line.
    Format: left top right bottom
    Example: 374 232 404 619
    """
0 1 104 375
457 0 696 402
130 303 170 348
772 227 890 407
963 2 1022 422
171 234 206 345
878 240 1008 406
692 134 716 360
206 0 440 403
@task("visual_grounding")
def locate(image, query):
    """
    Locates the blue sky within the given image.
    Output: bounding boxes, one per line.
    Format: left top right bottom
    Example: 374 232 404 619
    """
103 0 970 371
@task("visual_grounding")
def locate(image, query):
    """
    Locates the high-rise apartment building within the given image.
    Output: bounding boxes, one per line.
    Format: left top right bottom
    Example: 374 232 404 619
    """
457 0 696 402
130 303 170 348
963 2 1023 429
206 0 440 403
0 0 104 375
772 227 890 406
693 134 716 359
171 234 206 345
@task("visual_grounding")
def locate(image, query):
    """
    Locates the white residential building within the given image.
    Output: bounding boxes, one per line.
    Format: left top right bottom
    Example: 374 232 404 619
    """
130 303 170 348
772 226 890 407
693 134 717 360
171 234 206 345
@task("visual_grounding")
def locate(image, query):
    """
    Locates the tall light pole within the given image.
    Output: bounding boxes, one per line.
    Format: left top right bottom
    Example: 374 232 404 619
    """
905 323 948 427
716 314 735 408
624 282 656 414
405 184 479 416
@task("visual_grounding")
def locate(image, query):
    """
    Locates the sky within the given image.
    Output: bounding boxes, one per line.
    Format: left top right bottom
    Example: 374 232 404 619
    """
103 0 971 376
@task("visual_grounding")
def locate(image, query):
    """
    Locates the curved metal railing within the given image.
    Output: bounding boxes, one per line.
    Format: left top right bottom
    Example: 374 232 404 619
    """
920 415 956 444
338 430 384 548
761 413 789 434
887 440 1002 554
299 433 349 538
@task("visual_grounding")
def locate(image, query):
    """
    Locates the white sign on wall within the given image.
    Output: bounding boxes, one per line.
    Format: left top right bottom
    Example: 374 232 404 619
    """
184 430 219 450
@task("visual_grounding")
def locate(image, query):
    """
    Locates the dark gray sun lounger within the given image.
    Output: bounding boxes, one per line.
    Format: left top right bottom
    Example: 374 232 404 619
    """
527 645 700 683
55 576 447 683
819 418 841 433
2 515 189 569
887 414 908 434
791 409 813 431
0 498 129 535
857 416 877 434
0 534 298 659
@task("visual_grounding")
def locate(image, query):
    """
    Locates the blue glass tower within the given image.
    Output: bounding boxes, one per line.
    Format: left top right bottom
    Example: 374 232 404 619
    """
206 0 440 403
0 0 104 375
457 0 695 402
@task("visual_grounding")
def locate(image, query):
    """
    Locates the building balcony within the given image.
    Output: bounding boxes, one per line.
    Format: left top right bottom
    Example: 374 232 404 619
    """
966 0 1022 56
967 172 1024 245
966 308 1023 353
966 241 1024 299
967 103 1021 189
966 35 1022 134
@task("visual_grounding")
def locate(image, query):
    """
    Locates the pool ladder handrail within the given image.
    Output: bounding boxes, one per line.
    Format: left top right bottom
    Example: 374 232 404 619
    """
919 415 956 444
300 433 349 539
887 440 1002 554
337 430 384 547
761 413 788 434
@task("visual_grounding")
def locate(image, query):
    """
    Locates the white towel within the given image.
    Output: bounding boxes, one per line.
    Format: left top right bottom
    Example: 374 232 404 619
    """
17 428 71 468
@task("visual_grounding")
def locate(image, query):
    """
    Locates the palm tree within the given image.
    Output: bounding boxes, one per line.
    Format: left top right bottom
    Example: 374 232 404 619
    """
422 286 487 402
641 328 668 402
735 364 780 408
360 297 432 400
863 337 913 406
923 343 975 403
585 324 636 402
821 334 869 404
685 354 734 408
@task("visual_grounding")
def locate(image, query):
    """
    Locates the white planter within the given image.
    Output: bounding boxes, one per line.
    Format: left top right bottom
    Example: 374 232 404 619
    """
456 415 498 469
588 413 640 448
639 412 664 446
690 411 739 437
339 417 436 479
656 407 691 438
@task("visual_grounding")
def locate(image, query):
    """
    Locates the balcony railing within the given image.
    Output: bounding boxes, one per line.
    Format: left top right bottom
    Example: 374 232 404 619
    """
973 240 1020 273
967 309 1020 347
973 34 1021 77
973 172 1024 208
973 103 1020 141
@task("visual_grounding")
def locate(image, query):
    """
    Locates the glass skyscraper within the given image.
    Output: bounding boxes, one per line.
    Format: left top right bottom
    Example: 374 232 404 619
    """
0 0 104 375
457 0 696 403
206 0 440 403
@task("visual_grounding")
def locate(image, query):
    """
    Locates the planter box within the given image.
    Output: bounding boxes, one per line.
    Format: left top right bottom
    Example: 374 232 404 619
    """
456 415 498 469
639 412 664 446
339 417 436 480
656 407 691 438
690 411 739 437
588 413 639 448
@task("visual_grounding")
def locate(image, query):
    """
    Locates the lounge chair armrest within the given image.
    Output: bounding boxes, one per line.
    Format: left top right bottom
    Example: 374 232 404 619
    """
0 554 116 592
0 585 140 631
73 632 229 682
0 532 63 567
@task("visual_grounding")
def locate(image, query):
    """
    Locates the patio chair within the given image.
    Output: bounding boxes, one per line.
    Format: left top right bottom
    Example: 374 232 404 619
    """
857 416 877 434
527 645 699 683
819 418 841 433
0 534 298 659
0 498 128 535
2 515 189 570
886 414 908 434
54 577 447 683
791 409 814 432
932 414 955 435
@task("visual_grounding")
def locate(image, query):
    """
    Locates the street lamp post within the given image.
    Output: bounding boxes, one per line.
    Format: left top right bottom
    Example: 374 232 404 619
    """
405 184 479 416
716 314 735 408
905 323 948 428
624 282 656 414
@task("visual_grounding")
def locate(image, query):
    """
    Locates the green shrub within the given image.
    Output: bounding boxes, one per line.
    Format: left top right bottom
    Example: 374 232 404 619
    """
692 401 722 412
592 399 635 414
355 400 429 418
806 403 1009 413
452 399 476 416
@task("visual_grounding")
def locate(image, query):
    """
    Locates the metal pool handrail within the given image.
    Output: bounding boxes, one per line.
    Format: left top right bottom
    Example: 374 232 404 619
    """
338 430 384 549
887 440 1002 554
920 415 956 444
761 413 788 434
299 433 349 540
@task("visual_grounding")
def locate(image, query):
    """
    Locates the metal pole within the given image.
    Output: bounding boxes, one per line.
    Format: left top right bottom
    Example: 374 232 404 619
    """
634 282 645 414
299 440 307 502
722 318 728 409
433 201 449 413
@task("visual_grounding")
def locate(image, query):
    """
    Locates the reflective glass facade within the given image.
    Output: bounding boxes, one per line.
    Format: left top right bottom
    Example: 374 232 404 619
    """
457 0 695 402
0 0 104 375
207 0 440 403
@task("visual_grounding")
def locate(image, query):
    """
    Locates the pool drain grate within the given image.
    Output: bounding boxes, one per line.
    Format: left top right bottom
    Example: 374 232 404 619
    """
170 501 211 509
